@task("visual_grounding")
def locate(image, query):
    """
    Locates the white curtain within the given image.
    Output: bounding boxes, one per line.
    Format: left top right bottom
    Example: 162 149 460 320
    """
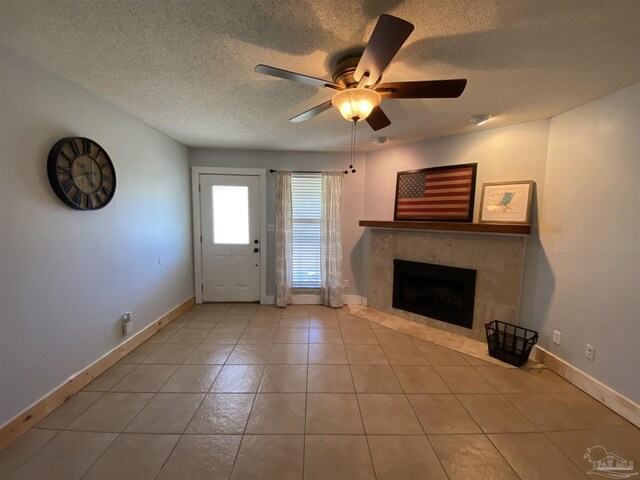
320 171 344 307
275 171 293 307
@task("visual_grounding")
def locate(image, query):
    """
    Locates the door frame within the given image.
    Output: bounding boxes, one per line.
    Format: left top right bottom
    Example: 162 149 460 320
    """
192 166 267 304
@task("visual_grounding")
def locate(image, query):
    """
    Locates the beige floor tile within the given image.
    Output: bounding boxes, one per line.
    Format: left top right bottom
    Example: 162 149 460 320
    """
368 435 448 480
475 366 576 394
346 345 389 365
461 353 495 366
200 304 232 315
308 344 348 364
457 394 537 433
160 364 221 392
82 433 179 480
358 393 423 434
381 344 429 365
309 305 339 317
0 429 58 480
184 315 222 328
111 364 179 392
410 336 435 347
185 394 255 434
368 321 385 329
278 316 310 328
341 328 378 344
216 316 252 329
505 393 591 431
9 431 116 480
489 432 590 479
308 317 340 328
335 306 352 316
418 345 470 366
350 365 403 393
231 435 304 480
38 392 104 429
209 365 264 393
408 394 481 434
255 305 283 316
119 342 161 364
203 327 244 344
245 393 306 434
373 329 414 345
248 315 280 328
165 328 211 343
238 327 277 344
259 364 307 392
157 435 241 480
185 344 234 364
141 344 198 364
306 394 364 434
226 344 271 364
393 366 450 393
267 344 308 364
125 393 203 433
307 365 354 392
146 328 179 343
84 363 136 392
67 392 153 432
309 328 344 344
304 435 375 480
228 305 259 315
434 366 498 393
551 391 630 428
338 315 372 329
273 327 309 343
546 426 640 472
282 305 310 315
429 434 518 480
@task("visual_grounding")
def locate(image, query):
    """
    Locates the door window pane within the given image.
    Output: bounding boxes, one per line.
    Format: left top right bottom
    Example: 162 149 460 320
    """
212 185 249 244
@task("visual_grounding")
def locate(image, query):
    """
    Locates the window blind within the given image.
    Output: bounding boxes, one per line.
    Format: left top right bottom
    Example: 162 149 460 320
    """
291 172 322 288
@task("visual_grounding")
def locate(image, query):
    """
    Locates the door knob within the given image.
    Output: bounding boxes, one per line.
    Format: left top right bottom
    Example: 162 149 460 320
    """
254 248 259 253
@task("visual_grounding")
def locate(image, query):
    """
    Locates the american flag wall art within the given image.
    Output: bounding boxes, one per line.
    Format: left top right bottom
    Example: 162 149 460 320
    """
394 163 477 221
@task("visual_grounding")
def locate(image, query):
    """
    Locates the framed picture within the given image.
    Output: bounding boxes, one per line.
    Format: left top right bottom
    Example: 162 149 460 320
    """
479 181 534 224
394 163 477 222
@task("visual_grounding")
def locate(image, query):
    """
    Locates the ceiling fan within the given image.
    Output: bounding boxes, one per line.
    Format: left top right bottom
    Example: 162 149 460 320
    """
255 14 467 131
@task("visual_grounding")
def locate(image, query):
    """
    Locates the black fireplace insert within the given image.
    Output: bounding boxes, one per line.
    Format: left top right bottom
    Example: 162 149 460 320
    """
392 259 477 329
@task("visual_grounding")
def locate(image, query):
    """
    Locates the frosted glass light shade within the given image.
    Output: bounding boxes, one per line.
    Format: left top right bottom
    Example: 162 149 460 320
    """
332 88 381 122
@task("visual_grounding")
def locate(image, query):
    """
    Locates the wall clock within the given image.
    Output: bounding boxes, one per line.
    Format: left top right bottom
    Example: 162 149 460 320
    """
47 137 116 210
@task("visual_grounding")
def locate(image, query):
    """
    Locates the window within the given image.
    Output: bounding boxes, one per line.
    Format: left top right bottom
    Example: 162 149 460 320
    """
212 185 249 244
291 172 322 288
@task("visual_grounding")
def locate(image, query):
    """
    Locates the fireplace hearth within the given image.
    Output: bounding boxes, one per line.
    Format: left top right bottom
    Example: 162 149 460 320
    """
393 259 477 329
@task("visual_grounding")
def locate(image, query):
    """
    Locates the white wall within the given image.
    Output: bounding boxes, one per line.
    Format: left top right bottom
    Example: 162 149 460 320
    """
534 83 640 402
190 149 367 298
363 121 551 323
0 47 194 425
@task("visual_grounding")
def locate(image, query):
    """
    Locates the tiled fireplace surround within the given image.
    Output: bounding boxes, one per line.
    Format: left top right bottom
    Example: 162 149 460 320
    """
367 229 527 341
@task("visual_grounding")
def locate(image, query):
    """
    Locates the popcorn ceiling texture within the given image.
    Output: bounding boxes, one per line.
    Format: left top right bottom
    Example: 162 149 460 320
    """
1 0 638 151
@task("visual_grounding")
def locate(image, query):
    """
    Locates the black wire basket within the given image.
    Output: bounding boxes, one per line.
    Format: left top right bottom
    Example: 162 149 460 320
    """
485 320 538 367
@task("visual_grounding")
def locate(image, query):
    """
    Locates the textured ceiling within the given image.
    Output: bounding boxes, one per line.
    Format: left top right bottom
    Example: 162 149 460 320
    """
1 0 639 151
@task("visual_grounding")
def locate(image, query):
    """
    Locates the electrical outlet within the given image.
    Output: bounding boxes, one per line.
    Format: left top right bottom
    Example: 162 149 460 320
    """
553 330 561 345
344 279 349 288
585 344 595 361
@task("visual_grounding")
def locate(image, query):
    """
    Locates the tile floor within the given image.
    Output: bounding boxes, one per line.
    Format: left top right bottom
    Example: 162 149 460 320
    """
1 303 638 480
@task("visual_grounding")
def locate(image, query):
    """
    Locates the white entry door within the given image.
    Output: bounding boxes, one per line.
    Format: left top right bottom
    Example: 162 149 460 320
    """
199 174 261 302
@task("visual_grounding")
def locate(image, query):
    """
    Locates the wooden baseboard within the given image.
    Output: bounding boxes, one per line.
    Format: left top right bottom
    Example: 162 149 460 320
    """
0 296 195 449
532 346 639 427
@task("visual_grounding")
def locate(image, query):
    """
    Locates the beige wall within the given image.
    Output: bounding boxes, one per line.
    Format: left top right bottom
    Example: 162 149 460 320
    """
534 83 640 402
363 121 551 324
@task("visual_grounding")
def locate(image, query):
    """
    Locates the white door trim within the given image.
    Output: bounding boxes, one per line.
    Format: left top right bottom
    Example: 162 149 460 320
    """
192 166 267 304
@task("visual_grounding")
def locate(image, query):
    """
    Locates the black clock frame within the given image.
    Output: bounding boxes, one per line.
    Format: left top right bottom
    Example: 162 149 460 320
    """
47 137 116 211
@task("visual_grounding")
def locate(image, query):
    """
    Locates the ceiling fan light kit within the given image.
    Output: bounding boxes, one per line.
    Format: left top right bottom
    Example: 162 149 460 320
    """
255 14 468 132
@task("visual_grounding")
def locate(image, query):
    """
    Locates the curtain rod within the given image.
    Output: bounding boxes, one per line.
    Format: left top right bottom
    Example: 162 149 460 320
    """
269 169 356 174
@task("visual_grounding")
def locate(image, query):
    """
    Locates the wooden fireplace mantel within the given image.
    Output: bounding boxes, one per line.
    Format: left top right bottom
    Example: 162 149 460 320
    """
358 220 531 235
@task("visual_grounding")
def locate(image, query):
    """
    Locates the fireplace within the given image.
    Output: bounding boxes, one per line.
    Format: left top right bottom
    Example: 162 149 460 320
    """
393 259 477 329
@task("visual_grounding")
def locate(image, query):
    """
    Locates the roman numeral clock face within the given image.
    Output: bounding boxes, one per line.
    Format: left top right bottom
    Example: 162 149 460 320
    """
47 137 116 210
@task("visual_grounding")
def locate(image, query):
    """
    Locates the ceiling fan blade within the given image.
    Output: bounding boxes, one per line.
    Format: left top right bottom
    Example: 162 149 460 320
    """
255 65 343 91
376 79 468 98
289 100 334 123
354 15 414 86
365 106 391 131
